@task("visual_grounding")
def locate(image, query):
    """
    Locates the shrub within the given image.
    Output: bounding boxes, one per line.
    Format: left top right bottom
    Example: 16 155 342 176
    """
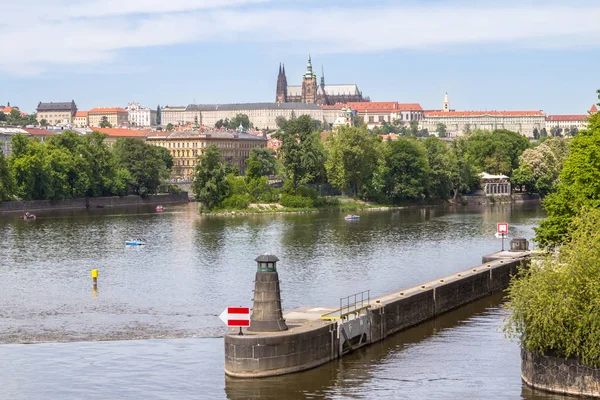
220 194 250 210
505 207 600 367
296 186 319 199
168 185 183 194
280 194 313 208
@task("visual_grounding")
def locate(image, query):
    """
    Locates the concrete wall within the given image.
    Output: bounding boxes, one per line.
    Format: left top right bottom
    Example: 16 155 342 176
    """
225 255 528 378
225 323 338 378
521 348 600 398
0 192 189 214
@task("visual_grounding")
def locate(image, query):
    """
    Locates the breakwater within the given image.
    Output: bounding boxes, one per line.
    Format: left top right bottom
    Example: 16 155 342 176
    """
225 247 530 378
0 192 189 215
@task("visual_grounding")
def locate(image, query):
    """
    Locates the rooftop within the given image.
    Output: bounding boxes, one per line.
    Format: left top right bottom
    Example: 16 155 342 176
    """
92 128 151 137
89 107 128 114
184 103 321 111
424 110 546 117
22 128 53 136
546 115 589 122
37 101 76 111
147 129 267 141
75 111 89 117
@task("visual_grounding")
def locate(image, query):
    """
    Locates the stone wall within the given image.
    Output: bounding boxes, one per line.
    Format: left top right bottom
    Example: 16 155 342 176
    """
0 193 189 215
225 323 338 378
521 348 600 397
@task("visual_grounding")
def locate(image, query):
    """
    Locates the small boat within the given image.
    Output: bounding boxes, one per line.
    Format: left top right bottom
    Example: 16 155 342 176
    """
344 214 360 221
20 213 36 220
125 239 146 246
156 205 164 212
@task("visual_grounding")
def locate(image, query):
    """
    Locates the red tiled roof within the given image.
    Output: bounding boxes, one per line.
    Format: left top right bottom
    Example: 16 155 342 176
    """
546 115 588 122
23 128 53 136
75 111 89 117
424 110 545 117
591 104 598 114
2 106 18 113
89 107 127 114
93 128 151 137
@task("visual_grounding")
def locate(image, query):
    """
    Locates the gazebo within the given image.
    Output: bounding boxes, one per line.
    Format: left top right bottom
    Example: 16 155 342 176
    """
479 172 511 196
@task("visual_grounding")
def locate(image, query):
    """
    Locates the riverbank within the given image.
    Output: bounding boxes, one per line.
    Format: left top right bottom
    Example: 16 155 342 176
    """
0 192 189 215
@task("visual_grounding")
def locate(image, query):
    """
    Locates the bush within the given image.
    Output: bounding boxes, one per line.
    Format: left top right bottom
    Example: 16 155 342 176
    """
505 207 600 367
220 194 250 209
296 186 318 199
280 194 314 208
168 185 183 194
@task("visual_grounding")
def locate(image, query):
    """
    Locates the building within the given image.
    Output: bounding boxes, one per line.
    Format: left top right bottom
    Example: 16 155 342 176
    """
147 129 267 178
91 127 151 146
421 93 546 138
36 101 77 126
546 104 598 134
159 103 324 130
73 111 89 128
161 106 188 126
479 172 511 197
323 102 424 129
22 128 53 143
125 103 157 127
276 55 368 105
1 103 27 117
0 127 28 156
88 108 128 127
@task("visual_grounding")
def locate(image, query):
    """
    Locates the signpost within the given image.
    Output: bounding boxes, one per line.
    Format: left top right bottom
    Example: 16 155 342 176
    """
219 306 251 335
497 222 509 251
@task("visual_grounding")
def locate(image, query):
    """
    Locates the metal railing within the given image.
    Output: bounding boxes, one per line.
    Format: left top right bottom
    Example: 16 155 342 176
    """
321 290 371 321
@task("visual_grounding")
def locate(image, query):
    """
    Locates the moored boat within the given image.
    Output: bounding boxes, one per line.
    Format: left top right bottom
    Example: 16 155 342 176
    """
344 214 360 221
20 212 36 220
156 205 164 212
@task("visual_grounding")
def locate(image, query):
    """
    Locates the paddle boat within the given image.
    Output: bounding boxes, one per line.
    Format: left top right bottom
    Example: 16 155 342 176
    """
20 212 36 220
344 214 360 221
125 238 146 246
156 205 164 212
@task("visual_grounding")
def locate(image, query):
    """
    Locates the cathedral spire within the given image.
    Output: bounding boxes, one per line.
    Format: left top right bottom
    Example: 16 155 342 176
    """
304 54 315 78
320 65 325 87
279 63 282 75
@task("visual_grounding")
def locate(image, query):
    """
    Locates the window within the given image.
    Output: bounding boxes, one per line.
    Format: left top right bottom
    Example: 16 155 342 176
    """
379 116 385 122
368 116 374 123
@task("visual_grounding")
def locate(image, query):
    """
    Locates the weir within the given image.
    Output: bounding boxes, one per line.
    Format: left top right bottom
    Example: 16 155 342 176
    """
224 240 531 378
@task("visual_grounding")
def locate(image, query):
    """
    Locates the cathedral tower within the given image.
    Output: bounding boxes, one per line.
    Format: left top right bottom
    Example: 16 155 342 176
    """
301 55 317 104
276 63 287 103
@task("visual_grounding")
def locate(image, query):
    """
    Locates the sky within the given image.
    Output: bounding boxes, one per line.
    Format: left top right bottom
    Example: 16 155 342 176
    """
1 0 599 115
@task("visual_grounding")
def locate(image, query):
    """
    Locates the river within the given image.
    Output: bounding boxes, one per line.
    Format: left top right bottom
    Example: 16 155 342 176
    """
0 202 577 399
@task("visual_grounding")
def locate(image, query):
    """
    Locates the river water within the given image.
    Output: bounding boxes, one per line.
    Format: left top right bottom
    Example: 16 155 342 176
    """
0 203 576 399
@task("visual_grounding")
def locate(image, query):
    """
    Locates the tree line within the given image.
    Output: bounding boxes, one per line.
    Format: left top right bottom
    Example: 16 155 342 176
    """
191 114 571 211
0 131 173 202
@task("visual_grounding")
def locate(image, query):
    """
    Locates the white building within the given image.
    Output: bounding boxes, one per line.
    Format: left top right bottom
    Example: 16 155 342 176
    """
421 93 546 138
322 102 424 129
125 103 157 127
161 103 324 130
546 104 598 134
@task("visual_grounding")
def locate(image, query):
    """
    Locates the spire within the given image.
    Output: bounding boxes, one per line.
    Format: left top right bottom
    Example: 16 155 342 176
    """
278 63 282 75
320 65 325 87
304 54 315 78
282 63 285 75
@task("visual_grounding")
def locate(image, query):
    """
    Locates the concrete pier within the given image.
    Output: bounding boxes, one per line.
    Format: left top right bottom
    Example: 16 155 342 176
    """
224 245 531 378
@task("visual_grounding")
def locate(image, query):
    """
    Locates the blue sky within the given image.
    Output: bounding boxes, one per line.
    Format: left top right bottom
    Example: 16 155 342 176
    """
1 0 599 114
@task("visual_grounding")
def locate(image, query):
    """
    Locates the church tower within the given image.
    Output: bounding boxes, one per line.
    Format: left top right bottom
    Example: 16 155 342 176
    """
301 55 317 104
276 63 287 103
443 92 450 112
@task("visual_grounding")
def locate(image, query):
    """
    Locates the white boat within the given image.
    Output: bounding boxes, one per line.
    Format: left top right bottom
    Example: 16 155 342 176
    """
344 215 360 221
125 239 146 246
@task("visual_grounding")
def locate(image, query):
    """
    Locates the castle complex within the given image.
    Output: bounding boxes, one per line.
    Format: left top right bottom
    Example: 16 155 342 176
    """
276 55 368 106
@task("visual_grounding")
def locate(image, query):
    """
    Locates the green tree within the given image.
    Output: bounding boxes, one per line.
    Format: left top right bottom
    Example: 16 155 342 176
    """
569 126 579 137
277 115 325 191
0 111 6 122
9 134 53 200
463 129 530 176
408 119 419 136
506 207 600 368
436 123 447 138
166 123 174 131
99 116 112 128
325 126 381 197
511 164 536 193
156 105 161 125
462 123 472 134
113 138 170 197
275 116 288 130
230 114 253 129
383 138 429 202
40 119 48 127
0 152 15 201
191 145 230 210
532 127 539 140
535 111 600 248
540 127 548 138
9 109 21 121
423 137 455 199
449 137 479 201
245 147 277 181
550 126 562 137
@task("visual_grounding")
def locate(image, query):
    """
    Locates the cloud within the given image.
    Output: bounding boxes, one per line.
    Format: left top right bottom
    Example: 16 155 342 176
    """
1 1 599 75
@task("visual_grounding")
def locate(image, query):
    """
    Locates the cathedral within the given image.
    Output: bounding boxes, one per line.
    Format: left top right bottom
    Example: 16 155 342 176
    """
276 55 369 106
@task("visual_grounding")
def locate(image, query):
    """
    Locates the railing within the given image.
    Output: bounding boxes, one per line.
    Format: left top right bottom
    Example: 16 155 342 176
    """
321 290 371 321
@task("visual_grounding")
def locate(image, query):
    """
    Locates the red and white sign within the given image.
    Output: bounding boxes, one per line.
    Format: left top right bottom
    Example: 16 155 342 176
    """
219 307 251 327
497 222 509 234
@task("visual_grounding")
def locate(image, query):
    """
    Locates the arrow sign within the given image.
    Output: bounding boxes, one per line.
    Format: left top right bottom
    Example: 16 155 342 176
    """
219 307 251 327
